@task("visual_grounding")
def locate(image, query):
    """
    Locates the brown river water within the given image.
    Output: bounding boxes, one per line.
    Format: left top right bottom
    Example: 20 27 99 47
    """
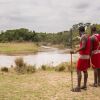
0 46 78 68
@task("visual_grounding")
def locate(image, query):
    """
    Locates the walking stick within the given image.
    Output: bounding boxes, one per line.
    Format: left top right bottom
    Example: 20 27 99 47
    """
70 29 73 90
71 52 73 90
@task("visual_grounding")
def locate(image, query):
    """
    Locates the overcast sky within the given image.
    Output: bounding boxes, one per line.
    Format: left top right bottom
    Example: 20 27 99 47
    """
0 0 100 32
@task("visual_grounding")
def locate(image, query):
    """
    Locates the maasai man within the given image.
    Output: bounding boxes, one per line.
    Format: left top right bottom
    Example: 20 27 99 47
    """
70 26 91 92
90 26 100 87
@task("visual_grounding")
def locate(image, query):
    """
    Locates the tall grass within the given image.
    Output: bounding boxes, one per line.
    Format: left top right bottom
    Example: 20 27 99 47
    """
14 57 77 74
27 65 36 73
40 62 76 72
0 43 39 54
41 65 55 71
14 57 36 74
55 62 76 72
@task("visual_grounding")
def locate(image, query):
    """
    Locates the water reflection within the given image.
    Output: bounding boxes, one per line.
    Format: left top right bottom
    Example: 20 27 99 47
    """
0 47 78 67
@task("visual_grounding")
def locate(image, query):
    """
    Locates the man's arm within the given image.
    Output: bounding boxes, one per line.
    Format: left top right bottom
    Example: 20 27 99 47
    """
90 36 95 56
74 36 87 53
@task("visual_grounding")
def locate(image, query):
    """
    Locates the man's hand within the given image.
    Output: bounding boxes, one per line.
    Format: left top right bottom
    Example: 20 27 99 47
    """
70 49 75 54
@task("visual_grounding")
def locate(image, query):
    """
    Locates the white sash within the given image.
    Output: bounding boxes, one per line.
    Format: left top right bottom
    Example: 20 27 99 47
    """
92 50 100 54
79 55 90 59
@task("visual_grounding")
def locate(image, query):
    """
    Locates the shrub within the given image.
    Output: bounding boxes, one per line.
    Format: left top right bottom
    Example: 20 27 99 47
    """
46 66 55 71
58 65 66 71
55 65 66 72
27 65 36 73
41 65 55 71
15 57 36 74
14 57 26 74
15 57 24 67
1 67 9 72
41 65 47 70
55 62 77 72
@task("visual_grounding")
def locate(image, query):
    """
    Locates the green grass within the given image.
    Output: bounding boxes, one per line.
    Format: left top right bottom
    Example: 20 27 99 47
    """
0 43 39 55
0 70 100 100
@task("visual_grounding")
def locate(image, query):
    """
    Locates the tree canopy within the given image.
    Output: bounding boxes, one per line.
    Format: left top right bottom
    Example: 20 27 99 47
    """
0 23 100 47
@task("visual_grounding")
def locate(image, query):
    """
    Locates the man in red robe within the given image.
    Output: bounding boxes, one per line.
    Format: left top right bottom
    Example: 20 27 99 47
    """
90 26 100 87
70 26 91 92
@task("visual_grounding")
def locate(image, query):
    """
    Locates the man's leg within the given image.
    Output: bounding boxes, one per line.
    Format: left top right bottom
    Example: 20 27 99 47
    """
94 69 98 86
72 70 81 92
90 68 98 87
81 71 88 89
77 70 82 88
97 68 100 86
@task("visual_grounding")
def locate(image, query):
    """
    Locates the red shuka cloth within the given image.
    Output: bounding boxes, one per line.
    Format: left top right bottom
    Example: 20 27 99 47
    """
77 59 90 71
91 34 100 69
77 34 91 71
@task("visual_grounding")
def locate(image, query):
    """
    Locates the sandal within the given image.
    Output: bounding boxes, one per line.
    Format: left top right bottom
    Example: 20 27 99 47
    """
71 87 81 92
89 83 98 87
80 86 87 90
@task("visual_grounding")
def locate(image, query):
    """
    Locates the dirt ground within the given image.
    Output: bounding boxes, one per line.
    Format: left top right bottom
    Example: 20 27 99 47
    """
0 70 100 100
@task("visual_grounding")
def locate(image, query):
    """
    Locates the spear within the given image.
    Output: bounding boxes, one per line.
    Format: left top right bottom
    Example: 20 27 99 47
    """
70 29 73 90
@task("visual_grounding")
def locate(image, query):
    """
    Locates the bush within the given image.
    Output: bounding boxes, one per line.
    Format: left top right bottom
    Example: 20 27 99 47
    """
41 65 47 70
27 65 36 73
15 57 24 67
1 67 9 72
41 65 55 71
15 57 36 74
55 62 77 72
55 65 66 72
15 57 26 74
58 65 66 71
46 66 55 71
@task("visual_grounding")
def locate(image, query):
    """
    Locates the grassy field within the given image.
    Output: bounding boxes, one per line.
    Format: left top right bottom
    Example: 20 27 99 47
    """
0 70 100 100
0 43 39 55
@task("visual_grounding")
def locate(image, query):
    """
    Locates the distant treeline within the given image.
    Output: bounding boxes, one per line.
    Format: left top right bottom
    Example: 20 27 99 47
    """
0 23 100 46
0 28 70 46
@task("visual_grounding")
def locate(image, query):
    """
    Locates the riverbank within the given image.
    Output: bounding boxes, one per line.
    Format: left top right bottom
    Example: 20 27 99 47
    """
41 44 78 53
0 43 39 55
0 70 100 100
0 42 75 55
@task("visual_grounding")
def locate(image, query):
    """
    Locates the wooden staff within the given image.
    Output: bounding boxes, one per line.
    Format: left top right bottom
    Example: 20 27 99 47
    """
70 29 73 90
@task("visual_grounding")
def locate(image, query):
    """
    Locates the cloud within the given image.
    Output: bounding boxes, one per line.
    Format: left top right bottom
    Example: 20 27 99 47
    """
0 0 100 32
74 3 90 9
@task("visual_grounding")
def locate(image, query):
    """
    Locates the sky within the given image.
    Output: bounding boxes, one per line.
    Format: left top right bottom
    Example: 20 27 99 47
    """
0 0 100 32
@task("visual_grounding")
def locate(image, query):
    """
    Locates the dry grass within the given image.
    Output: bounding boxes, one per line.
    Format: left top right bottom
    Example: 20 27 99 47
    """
0 70 100 100
55 62 76 72
0 43 39 55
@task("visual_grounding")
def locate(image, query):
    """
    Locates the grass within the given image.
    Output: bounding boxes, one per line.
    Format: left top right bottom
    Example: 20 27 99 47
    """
0 70 100 100
55 62 76 72
41 65 55 71
0 43 39 55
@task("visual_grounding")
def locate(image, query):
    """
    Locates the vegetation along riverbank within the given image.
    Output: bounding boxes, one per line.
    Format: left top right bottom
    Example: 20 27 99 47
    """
0 43 39 55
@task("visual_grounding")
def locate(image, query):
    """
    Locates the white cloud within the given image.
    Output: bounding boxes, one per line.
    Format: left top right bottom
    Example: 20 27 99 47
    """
0 0 100 32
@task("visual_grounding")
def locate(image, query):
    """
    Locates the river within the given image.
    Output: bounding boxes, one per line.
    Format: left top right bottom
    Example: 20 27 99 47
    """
0 46 78 68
